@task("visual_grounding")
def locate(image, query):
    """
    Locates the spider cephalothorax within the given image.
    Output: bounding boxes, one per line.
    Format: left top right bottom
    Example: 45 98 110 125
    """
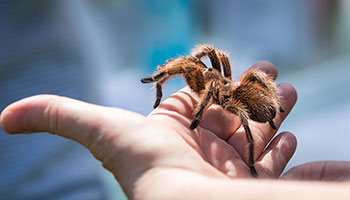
141 44 284 177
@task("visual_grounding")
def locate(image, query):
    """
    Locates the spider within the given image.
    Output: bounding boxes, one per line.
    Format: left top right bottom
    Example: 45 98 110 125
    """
140 44 284 177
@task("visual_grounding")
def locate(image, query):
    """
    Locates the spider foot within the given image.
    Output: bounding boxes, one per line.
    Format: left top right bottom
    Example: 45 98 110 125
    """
140 77 153 83
269 120 277 130
153 99 161 109
279 106 285 113
249 165 258 178
190 119 200 130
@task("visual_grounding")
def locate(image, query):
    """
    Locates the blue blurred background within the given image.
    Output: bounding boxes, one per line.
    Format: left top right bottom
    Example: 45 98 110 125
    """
0 0 349 199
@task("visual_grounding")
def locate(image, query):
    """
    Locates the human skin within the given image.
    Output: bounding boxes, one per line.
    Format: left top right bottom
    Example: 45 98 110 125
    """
1 61 349 199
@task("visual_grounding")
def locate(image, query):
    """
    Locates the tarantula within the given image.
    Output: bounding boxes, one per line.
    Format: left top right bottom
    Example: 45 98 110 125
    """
140 44 284 177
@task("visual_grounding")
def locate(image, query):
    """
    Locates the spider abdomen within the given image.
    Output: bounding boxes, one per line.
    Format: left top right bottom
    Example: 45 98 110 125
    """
233 84 277 123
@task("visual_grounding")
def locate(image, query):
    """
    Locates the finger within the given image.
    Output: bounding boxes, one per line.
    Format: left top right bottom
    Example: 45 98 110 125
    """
257 132 297 178
251 61 278 80
255 83 298 149
237 61 278 83
253 83 298 148
0 95 188 197
274 83 298 128
282 161 350 181
0 94 145 148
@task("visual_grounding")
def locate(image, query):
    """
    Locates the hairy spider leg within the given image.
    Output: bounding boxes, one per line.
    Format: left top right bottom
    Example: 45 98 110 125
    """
243 125 258 177
224 104 258 177
218 51 232 80
153 78 166 108
190 80 215 129
141 62 206 108
141 71 168 108
140 71 165 83
191 44 221 73
153 59 197 108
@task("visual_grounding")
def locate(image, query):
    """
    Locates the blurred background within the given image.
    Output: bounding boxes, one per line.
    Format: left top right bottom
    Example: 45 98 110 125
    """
0 0 349 199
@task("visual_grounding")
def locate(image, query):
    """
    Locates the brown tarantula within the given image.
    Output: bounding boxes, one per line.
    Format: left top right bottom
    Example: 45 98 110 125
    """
140 44 284 177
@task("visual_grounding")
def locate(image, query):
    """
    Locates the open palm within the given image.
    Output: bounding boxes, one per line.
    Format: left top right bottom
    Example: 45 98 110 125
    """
1 62 299 199
144 85 296 178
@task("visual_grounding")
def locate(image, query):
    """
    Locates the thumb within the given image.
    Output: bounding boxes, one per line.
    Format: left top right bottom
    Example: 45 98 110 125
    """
0 94 145 155
0 95 150 197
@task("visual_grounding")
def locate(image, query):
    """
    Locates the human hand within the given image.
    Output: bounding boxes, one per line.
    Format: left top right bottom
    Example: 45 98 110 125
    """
0 61 298 199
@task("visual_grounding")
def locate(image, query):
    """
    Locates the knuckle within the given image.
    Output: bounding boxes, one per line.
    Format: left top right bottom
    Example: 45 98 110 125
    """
44 96 65 134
